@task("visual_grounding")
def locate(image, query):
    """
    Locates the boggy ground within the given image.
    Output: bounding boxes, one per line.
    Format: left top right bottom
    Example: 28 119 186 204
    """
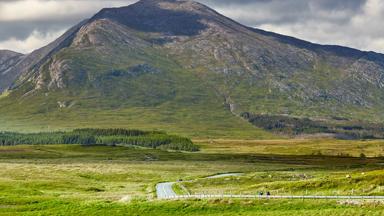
0 138 384 215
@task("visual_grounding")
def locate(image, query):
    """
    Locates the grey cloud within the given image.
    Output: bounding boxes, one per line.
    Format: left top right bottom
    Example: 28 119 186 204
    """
202 0 365 10
310 0 366 11
201 0 366 25
0 20 77 41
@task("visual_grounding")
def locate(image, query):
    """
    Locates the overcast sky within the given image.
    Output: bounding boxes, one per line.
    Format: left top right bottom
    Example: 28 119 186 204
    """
0 0 383 54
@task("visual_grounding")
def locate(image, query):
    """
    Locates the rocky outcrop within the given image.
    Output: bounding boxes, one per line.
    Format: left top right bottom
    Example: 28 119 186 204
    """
1 20 88 93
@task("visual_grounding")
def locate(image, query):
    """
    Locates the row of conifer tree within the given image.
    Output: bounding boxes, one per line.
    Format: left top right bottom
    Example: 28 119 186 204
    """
0 128 199 152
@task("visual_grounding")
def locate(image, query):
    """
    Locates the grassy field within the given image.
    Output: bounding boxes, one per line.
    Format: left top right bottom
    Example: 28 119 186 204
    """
0 139 384 215
196 139 384 157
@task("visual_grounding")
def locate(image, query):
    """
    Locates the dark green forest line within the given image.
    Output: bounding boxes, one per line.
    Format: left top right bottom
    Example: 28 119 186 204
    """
0 128 199 152
241 113 384 139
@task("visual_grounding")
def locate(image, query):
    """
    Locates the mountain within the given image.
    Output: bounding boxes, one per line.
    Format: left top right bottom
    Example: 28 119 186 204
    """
1 0 384 138
0 50 24 92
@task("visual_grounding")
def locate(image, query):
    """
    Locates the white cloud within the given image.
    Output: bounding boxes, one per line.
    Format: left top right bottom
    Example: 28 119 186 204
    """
0 0 134 21
0 29 66 53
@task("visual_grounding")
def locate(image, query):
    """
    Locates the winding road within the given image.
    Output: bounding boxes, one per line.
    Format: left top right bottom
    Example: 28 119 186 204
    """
156 182 178 199
156 173 384 200
156 173 242 199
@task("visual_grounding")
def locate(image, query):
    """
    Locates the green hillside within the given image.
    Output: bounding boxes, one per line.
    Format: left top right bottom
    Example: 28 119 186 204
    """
0 45 272 138
1 0 384 138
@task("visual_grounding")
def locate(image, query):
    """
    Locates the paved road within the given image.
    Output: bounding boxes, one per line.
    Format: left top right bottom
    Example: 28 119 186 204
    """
206 173 243 179
156 182 177 199
156 173 384 200
156 173 242 199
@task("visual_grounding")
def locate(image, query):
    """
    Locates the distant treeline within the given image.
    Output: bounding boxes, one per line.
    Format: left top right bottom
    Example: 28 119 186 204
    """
0 128 199 152
241 113 384 139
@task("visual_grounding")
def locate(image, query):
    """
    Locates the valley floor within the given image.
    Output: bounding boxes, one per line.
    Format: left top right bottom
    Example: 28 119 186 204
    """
0 139 384 215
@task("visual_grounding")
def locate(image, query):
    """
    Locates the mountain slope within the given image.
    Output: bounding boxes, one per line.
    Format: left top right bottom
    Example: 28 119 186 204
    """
0 50 24 92
1 0 384 137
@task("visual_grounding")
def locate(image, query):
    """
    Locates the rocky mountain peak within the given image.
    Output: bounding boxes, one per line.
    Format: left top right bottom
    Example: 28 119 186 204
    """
91 0 218 36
